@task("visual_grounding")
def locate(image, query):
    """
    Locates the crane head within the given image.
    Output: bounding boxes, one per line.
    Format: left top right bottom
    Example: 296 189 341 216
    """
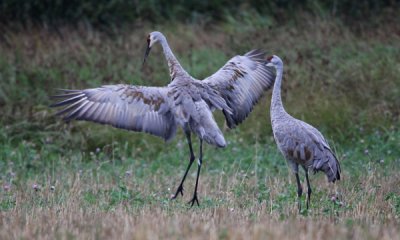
143 31 164 66
266 55 283 68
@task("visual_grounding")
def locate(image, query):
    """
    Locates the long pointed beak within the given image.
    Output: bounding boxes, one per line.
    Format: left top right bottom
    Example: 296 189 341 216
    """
142 45 151 66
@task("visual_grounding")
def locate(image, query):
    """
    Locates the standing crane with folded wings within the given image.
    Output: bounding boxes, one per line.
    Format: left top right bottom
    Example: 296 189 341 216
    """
51 31 276 207
267 55 341 212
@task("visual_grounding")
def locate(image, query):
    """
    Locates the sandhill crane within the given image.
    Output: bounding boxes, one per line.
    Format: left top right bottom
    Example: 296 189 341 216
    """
51 31 276 206
267 55 341 212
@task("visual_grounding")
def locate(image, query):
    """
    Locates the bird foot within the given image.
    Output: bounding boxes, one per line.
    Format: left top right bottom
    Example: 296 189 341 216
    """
188 194 200 207
171 185 184 200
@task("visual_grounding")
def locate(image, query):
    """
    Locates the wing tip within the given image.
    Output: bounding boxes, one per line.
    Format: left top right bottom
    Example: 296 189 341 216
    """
245 49 266 60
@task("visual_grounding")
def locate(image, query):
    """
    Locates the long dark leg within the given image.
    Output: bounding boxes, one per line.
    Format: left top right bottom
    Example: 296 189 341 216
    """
171 131 195 200
188 139 203 207
304 167 312 210
295 172 303 213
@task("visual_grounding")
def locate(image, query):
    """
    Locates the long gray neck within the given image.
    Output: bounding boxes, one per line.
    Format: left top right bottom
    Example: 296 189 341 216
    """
271 65 287 118
159 38 188 80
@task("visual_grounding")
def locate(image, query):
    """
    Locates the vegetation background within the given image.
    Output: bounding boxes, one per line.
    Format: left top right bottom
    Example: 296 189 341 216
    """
0 0 399 239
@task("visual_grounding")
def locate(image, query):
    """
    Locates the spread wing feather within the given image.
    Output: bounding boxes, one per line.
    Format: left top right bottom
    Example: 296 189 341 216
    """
51 84 177 141
203 49 276 128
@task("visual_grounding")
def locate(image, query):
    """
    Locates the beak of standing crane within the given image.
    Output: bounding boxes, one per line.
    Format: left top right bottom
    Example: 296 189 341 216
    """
143 37 152 66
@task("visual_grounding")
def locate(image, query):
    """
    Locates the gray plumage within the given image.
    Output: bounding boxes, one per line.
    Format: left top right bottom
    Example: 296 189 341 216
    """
51 31 276 206
267 55 341 211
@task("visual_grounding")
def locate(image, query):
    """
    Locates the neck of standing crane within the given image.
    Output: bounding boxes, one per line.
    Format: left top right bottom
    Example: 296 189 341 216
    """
159 38 188 80
271 64 285 115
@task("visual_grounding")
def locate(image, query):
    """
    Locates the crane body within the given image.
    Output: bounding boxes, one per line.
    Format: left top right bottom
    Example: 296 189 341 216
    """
267 55 341 211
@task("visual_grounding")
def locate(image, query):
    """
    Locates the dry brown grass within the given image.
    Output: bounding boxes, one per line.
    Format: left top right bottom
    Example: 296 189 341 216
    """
1 166 399 240
2 210 398 240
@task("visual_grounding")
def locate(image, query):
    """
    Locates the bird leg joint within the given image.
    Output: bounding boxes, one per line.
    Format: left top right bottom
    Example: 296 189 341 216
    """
297 186 303 197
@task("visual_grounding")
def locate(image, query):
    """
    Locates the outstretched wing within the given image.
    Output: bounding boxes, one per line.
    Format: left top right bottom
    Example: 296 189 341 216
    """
202 49 276 128
51 84 177 141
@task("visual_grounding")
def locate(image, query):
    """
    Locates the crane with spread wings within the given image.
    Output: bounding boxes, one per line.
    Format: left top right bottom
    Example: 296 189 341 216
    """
51 31 276 207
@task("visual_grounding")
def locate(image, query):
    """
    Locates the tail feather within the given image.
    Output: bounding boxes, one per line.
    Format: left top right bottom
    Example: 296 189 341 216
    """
313 148 341 182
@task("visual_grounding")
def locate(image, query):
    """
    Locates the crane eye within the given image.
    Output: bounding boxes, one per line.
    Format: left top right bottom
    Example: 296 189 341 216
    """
267 55 273 61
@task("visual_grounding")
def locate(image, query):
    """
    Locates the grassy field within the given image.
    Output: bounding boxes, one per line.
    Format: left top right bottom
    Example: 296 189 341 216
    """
0 13 400 239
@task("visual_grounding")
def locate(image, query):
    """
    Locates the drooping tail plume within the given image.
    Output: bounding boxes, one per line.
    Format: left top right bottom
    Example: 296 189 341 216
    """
313 149 341 182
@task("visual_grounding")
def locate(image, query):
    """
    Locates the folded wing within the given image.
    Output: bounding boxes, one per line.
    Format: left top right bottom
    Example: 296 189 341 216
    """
51 84 177 141
202 49 276 128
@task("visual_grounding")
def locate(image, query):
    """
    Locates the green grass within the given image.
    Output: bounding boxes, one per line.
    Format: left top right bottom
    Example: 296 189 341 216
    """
0 13 399 239
0 124 399 238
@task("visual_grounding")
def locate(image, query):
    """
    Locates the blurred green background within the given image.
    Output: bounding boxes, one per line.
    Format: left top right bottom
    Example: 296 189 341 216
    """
0 0 399 152
0 0 397 26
